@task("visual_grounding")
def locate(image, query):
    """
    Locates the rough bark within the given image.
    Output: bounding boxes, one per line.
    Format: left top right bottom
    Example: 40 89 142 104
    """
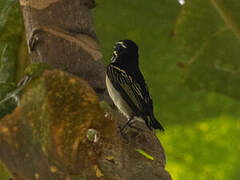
0 69 171 180
0 0 172 179
20 0 105 94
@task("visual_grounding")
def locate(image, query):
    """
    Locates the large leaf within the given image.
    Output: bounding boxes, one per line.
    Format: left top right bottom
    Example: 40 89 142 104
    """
0 1 28 177
0 0 30 114
176 0 240 100
0 0 29 100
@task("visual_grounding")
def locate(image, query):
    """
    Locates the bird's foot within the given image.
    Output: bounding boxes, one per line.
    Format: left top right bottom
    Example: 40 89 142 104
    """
118 125 127 135
117 126 130 143
128 124 143 132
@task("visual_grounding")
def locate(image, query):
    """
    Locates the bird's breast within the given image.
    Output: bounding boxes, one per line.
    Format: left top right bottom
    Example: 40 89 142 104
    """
106 75 133 119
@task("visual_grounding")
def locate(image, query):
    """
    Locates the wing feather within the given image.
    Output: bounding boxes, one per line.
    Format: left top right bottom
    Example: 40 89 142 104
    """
107 64 153 116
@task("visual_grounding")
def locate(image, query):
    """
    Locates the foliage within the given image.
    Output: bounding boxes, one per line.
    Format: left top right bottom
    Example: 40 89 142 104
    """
0 0 29 101
176 0 240 100
136 149 154 161
0 1 28 177
94 0 240 179
0 0 32 122
0 0 28 82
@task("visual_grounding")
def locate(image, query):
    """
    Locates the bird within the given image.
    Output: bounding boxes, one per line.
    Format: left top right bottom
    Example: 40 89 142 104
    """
106 39 164 132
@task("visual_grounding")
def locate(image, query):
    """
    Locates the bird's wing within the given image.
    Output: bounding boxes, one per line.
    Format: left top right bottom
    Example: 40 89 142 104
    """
107 64 153 116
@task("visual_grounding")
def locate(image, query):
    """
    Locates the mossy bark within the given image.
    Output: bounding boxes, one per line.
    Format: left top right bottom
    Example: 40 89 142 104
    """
0 69 171 180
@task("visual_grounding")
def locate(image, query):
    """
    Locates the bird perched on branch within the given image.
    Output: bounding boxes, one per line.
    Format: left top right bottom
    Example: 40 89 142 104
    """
106 40 164 132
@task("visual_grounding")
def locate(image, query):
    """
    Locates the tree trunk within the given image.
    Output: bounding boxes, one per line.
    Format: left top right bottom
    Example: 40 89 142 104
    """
20 0 105 94
0 0 172 179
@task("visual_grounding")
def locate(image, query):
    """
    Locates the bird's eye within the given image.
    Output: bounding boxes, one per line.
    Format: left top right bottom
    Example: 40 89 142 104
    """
114 44 124 52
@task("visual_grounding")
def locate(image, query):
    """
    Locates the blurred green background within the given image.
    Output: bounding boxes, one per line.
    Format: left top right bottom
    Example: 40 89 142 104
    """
1 0 240 179
94 0 240 179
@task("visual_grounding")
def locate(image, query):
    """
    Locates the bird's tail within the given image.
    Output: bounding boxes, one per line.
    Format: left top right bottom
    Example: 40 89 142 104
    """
145 114 164 132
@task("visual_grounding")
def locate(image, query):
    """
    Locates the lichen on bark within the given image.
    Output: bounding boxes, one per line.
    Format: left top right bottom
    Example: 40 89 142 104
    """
0 68 171 180
0 69 116 179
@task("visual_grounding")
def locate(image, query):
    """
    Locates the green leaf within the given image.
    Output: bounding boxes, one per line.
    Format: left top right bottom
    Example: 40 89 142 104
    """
0 92 19 120
0 0 29 123
0 0 29 83
0 76 31 120
176 0 240 100
136 149 154 160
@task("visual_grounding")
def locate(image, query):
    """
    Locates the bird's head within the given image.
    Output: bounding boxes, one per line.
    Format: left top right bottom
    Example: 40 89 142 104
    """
111 40 139 66
114 40 138 54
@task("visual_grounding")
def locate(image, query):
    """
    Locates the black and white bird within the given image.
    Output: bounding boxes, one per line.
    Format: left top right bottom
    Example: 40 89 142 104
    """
106 40 164 132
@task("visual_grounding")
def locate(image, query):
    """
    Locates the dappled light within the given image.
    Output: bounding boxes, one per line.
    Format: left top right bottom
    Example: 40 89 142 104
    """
159 116 240 179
